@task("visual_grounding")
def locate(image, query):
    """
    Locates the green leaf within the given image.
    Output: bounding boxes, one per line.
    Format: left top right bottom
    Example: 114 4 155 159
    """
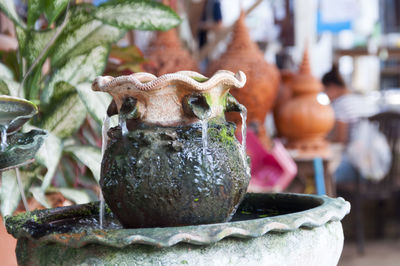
64 145 102 182
27 0 42 27
0 0 25 28
22 28 56 68
35 130 63 191
95 0 181 31
0 55 19 96
39 82 87 138
58 187 96 204
43 0 69 25
0 78 22 97
0 80 10 95
0 170 21 216
0 62 14 80
42 45 110 105
29 186 50 208
50 6 125 68
75 83 112 124
28 0 69 27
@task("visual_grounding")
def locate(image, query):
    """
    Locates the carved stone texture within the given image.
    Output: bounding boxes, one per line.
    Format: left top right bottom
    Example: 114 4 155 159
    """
207 12 280 149
276 48 335 156
143 28 199 76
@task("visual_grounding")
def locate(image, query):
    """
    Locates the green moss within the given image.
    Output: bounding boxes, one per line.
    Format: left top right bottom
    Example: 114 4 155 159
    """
208 123 235 147
191 76 209 83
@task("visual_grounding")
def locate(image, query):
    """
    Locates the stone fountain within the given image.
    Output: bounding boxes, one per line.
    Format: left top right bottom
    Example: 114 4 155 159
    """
5 71 349 265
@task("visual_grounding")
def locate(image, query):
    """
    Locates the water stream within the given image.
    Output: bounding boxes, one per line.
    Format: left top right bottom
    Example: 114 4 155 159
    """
239 107 250 176
120 116 128 137
99 115 110 229
0 125 8 151
201 119 208 157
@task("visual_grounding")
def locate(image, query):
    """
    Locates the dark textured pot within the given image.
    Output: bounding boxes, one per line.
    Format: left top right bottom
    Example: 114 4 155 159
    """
102 122 249 228
92 70 250 228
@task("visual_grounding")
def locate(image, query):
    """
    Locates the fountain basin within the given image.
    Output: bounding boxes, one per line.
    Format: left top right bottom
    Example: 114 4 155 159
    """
6 193 350 266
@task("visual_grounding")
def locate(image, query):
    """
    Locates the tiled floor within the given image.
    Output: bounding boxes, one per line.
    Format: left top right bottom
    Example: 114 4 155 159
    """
339 239 400 266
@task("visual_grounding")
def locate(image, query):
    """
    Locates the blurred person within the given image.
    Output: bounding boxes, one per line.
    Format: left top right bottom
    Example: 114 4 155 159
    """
322 64 378 182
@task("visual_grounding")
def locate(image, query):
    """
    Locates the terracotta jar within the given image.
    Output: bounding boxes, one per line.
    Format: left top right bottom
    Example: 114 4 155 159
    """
273 70 295 137
143 28 199 76
276 49 334 156
92 70 251 228
207 12 279 149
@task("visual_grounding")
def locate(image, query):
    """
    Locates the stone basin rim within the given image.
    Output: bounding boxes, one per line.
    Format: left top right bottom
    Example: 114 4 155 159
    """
6 193 350 248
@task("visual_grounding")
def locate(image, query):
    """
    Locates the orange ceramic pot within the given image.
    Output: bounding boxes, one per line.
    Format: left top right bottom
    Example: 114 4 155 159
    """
143 28 199 76
207 12 279 149
276 49 334 155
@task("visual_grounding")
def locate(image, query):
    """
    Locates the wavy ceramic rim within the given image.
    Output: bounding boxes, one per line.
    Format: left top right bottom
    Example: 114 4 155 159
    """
7 193 350 248
92 70 246 93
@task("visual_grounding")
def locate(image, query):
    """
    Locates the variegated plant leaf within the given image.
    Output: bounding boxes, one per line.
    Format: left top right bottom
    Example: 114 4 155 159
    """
0 79 21 97
42 45 110 105
22 28 56 68
0 62 14 80
0 169 21 216
33 129 63 191
58 187 97 204
29 186 50 208
95 0 181 31
75 83 112 125
0 80 10 95
27 0 69 27
0 0 25 27
38 82 87 139
50 5 124 68
64 145 101 182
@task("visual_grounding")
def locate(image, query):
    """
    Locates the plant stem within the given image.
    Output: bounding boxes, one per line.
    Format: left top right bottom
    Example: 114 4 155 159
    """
15 168 29 212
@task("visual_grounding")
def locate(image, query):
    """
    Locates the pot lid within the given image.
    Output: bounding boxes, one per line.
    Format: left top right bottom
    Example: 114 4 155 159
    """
290 48 323 95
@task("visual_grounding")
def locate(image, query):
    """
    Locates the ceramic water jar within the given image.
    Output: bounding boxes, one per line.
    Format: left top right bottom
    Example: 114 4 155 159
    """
92 70 251 228
276 49 334 156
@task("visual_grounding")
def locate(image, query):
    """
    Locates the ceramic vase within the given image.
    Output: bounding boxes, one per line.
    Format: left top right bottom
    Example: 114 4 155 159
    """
92 70 251 228
276 49 334 156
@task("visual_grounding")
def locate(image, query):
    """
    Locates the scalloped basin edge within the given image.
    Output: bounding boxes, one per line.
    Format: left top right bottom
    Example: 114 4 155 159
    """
7 193 350 266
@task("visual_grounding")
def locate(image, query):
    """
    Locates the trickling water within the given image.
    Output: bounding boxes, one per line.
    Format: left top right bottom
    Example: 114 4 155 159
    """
120 116 128 137
99 191 105 229
239 106 250 176
240 108 247 154
102 116 110 156
201 119 208 157
0 125 8 151
99 115 110 229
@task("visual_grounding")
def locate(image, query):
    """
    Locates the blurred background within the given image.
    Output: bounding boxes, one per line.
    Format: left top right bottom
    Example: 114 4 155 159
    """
0 0 399 265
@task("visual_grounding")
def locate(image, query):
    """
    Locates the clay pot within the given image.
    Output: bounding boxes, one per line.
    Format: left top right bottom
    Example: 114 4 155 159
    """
207 12 279 149
143 28 198 75
92 70 251 228
276 49 334 155
273 70 295 137
143 0 198 76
